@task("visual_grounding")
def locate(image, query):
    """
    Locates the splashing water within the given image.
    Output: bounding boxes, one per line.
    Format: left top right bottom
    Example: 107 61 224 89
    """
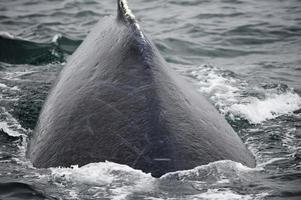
0 0 301 199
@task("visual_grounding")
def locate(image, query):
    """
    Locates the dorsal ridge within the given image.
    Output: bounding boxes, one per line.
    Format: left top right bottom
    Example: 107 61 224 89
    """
117 0 146 41
117 0 136 24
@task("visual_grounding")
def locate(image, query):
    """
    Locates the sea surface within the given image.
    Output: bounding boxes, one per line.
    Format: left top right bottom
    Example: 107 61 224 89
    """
0 0 301 199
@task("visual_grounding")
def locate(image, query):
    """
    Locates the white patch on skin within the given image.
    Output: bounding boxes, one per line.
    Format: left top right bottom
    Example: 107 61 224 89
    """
120 0 135 20
120 0 145 40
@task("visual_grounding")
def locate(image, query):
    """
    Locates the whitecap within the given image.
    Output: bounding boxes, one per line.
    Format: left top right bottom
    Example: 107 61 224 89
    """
3 70 38 81
0 107 28 159
190 65 245 112
193 189 269 200
0 83 20 91
52 33 62 43
0 31 15 39
257 157 288 168
190 65 301 124
50 161 155 199
192 189 253 200
229 92 301 124
0 121 23 137
161 160 260 182
0 83 8 88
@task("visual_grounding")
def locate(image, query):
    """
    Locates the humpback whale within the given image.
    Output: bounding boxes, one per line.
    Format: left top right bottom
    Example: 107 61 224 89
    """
27 0 255 177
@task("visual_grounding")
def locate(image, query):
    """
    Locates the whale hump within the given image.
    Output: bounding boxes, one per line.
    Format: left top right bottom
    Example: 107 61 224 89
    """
28 0 256 177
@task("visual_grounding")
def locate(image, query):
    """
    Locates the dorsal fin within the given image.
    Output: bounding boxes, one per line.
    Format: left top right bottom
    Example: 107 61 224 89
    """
117 0 146 41
117 0 136 24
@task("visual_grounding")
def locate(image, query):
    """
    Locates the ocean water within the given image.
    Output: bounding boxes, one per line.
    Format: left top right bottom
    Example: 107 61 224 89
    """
0 0 301 199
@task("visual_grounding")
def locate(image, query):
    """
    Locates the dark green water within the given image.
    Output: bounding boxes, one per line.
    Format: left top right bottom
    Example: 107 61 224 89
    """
0 0 301 199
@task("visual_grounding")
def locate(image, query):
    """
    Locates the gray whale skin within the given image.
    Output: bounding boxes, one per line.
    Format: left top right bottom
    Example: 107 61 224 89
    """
27 0 255 177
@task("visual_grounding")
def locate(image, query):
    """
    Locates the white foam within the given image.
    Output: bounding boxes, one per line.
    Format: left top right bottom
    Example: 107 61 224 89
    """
190 65 244 112
190 65 301 124
51 163 114 186
52 33 62 43
0 83 20 91
0 121 23 137
0 107 28 160
48 160 269 199
3 70 38 81
10 86 20 91
160 160 267 200
0 83 8 88
193 189 269 200
51 161 155 199
161 162 266 199
257 157 288 168
0 32 27 41
68 190 79 200
229 92 301 124
193 189 253 200
161 160 261 184
194 70 239 98
0 31 15 39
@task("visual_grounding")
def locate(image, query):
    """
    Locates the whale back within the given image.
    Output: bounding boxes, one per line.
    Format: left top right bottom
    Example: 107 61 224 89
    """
28 0 255 177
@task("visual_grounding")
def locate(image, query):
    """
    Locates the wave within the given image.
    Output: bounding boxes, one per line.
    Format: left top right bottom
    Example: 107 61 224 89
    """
0 107 28 159
229 92 301 124
51 33 82 54
0 128 22 142
0 32 81 65
190 65 301 124
51 161 153 186
159 37 264 59
49 160 267 200
0 120 24 138
0 82 19 91
0 181 54 200
51 161 155 200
